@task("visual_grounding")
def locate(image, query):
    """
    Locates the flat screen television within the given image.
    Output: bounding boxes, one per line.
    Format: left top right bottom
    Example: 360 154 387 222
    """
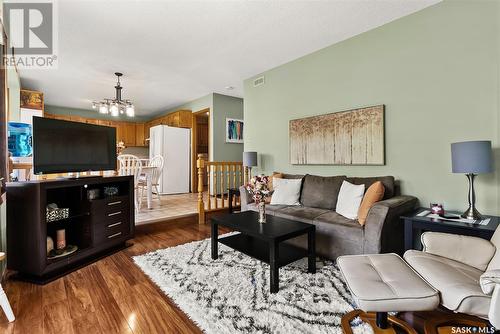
33 116 117 174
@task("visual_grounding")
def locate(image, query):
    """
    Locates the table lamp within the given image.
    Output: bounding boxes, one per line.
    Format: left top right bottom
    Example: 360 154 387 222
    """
451 140 493 220
243 151 257 179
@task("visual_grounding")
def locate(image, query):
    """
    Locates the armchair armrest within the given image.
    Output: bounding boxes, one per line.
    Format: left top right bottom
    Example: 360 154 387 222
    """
422 232 496 271
239 185 253 212
364 195 418 254
480 270 500 328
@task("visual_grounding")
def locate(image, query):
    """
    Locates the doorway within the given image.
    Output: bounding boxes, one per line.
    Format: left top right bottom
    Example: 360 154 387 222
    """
191 108 210 193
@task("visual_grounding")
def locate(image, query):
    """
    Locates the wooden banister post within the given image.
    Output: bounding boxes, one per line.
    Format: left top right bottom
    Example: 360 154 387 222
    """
197 154 206 224
244 166 249 185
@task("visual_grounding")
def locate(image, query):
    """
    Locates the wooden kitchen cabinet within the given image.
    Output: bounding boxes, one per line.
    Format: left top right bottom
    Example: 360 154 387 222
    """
135 123 145 147
123 122 136 146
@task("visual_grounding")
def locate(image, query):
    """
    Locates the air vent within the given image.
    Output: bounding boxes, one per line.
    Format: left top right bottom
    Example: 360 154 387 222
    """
253 76 265 87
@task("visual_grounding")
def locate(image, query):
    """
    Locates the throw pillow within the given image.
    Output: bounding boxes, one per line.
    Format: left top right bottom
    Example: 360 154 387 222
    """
270 177 302 206
336 181 365 220
357 181 385 226
265 172 283 204
268 172 283 192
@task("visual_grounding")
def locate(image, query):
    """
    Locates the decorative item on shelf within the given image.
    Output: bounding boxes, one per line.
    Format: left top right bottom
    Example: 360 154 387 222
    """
46 203 69 222
430 203 444 215
47 244 78 260
92 72 135 117
104 186 119 197
56 229 66 250
243 151 257 180
225 118 244 143
451 141 493 220
46 236 54 254
87 188 100 200
246 174 270 223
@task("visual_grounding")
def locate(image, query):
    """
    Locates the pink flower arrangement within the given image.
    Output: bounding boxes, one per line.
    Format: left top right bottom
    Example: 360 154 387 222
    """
246 174 270 204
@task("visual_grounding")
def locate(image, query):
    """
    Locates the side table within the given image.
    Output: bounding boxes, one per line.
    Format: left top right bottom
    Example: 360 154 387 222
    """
401 208 499 251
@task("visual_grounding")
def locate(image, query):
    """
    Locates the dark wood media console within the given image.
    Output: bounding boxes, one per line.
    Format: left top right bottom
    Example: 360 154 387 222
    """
6 175 135 284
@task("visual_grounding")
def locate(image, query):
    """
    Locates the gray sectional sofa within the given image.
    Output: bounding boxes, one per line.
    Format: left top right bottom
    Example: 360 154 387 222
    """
239 174 417 260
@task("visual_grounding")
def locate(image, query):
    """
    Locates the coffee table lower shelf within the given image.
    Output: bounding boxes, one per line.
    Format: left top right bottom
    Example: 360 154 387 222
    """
218 233 306 267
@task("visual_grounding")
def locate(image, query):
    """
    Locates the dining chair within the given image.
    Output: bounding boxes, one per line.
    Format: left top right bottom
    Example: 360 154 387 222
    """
117 154 142 213
138 155 164 208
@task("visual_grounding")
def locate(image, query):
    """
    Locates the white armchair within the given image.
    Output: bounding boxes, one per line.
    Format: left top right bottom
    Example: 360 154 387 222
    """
404 227 500 327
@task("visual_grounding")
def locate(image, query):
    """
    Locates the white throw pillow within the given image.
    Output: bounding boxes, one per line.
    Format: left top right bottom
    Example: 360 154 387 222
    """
336 181 365 220
270 177 302 206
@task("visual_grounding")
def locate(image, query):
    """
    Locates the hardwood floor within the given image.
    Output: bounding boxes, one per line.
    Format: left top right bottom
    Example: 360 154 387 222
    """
0 216 228 334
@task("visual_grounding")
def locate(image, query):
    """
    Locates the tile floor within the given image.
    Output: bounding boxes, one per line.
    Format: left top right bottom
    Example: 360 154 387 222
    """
135 192 234 225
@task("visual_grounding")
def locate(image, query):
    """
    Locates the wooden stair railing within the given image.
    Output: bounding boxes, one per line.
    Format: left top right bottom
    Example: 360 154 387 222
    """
197 154 248 224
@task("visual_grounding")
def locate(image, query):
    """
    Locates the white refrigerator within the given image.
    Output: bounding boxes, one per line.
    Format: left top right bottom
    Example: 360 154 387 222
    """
149 125 191 194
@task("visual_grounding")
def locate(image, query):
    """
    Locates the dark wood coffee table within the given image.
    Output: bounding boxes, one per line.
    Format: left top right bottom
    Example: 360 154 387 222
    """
210 211 316 293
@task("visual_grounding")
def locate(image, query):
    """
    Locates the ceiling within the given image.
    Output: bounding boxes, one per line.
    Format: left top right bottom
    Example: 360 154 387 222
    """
19 0 441 117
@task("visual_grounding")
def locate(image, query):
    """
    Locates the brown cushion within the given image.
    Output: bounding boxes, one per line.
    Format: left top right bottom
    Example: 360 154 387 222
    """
300 174 347 210
357 181 385 226
346 176 394 199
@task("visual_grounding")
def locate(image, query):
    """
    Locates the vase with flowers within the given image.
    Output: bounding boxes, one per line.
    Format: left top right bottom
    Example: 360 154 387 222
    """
246 174 270 223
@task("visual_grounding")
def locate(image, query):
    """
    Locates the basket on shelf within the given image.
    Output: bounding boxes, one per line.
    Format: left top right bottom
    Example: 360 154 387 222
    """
46 206 69 222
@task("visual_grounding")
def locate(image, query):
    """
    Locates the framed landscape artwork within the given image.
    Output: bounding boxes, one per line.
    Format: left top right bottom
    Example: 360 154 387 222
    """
226 118 244 143
289 105 385 165
20 89 44 110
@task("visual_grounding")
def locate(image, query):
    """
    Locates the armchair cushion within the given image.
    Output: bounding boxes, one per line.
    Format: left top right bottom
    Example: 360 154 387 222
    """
421 232 496 271
404 250 490 318
480 269 500 295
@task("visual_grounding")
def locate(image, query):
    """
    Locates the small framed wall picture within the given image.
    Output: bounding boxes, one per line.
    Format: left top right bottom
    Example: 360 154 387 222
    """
226 118 244 143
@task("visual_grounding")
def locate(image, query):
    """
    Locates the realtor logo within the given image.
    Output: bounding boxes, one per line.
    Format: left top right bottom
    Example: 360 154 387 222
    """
3 1 58 69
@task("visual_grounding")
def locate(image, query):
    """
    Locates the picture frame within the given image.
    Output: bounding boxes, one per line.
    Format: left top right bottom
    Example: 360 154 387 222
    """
225 118 244 143
289 105 385 165
20 89 44 110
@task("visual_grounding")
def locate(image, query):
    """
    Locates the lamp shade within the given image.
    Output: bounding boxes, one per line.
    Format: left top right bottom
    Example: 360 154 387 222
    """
451 141 493 174
243 151 257 167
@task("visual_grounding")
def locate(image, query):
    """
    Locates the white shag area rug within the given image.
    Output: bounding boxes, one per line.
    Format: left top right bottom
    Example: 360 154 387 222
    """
133 235 372 334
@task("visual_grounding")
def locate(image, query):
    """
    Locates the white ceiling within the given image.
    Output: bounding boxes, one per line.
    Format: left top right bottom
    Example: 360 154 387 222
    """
19 0 441 117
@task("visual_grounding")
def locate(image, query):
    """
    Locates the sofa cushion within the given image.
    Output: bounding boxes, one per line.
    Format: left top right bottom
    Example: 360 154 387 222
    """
300 174 346 210
346 176 395 199
404 250 490 318
273 206 329 223
285 211 364 259
280 173 304 179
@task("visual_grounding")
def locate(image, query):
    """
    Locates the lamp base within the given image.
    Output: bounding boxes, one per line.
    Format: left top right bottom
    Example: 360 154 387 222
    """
461 206 483 220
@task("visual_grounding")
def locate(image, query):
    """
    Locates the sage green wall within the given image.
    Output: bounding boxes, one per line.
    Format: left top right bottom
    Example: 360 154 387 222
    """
244 0 500 215
212 93 244 162
45 105 150 122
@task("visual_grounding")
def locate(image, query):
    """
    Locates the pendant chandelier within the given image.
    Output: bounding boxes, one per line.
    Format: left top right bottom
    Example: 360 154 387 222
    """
92 72 135 117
